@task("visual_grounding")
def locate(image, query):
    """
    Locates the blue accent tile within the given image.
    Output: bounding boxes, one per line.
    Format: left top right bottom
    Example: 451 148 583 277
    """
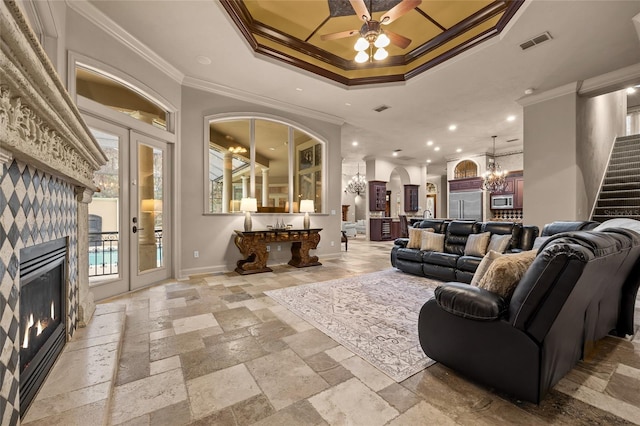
7 193 20 218
7 223 19 248
7 161 20 186
32 169 40 189
21 223 31 244
7 253 18 280
8 285 17 310
21 194 32 216
22 166 32 189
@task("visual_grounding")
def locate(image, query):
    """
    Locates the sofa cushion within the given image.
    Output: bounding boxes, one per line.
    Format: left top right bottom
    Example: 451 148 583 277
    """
445 221 480 255
487 234 511 253
396 248 425 262
434 283 508 321
464 232 491 257
593 218 640 234
532 236 551 250
421 232 445 252
540 221 599 236
422 251 459 268
457 255 483 273
482 222 522 251
416 219 449 234
470 250 502 286
422 263 457 281
477 250 538 300
407 227 433 249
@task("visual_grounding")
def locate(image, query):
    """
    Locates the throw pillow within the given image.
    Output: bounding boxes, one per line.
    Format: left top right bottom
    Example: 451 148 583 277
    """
477 250 538 300
470 250 502 287
421 231 445 252
487 234 511 254
407 227 434 249
464 232 491 257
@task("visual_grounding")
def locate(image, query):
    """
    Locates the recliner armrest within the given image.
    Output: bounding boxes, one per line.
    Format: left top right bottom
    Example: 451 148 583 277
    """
434 283 508 321
394 238 409 247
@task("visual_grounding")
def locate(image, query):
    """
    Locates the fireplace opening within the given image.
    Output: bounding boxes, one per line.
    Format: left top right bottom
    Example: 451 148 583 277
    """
19 237 67 418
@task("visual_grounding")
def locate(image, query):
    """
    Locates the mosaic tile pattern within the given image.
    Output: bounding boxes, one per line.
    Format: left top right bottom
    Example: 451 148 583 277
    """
1 159 79 423
491 209 524 221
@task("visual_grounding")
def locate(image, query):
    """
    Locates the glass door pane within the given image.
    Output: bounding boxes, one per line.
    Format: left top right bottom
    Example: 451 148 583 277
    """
137 143 163 273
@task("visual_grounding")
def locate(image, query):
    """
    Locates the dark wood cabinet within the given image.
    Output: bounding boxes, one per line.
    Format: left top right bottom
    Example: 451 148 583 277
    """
368 180 387 211
404 185 419 212
514 177 524 209
370 218 393 241
449 177 483 192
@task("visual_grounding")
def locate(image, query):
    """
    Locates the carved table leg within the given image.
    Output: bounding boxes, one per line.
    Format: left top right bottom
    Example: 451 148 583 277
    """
289 232 321 268
235 234 271 274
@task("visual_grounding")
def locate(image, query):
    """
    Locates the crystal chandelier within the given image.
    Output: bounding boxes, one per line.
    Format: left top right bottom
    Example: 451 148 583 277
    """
482 136 508 192
345 164 367 195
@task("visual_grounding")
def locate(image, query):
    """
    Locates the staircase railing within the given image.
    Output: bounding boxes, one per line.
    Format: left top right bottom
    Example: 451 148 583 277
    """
589 134 620 220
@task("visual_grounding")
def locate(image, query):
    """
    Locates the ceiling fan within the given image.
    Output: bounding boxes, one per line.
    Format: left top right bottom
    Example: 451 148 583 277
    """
321 0 422 63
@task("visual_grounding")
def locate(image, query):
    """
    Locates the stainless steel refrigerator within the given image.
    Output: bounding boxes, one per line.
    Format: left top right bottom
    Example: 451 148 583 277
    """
449 191 483 220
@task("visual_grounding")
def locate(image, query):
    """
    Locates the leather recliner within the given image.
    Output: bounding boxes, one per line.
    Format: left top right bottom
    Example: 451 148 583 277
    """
418 227 640 403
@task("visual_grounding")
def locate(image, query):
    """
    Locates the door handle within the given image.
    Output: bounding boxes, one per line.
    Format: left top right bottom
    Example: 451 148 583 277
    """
132 225 144 233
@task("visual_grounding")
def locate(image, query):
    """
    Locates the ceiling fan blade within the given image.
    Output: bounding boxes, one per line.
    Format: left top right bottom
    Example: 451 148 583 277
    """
385 30 412 49
349 0 371 21
381 0 422 25
320 29 360 41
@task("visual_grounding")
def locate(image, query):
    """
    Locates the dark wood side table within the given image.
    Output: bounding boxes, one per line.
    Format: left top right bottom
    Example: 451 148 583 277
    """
234 228 322 275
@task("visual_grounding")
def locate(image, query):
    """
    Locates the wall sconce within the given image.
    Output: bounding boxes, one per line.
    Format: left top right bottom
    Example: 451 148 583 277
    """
299 199 314 230
240 197 257 231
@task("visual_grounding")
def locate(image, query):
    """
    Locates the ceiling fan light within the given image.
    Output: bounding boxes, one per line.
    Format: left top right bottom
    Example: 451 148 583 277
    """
374 33 390 48
373 47 388 60
355 50 369 63
354 37 369 51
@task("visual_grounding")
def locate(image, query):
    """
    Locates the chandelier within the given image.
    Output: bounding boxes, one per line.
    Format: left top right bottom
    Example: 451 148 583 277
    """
482 136 508 192
345 164 367 195
354 21 390 63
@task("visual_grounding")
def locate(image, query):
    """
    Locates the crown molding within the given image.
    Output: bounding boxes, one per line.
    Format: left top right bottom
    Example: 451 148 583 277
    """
65 0 184 84
516 82 579 107
578 62 640 97
183 76 345 126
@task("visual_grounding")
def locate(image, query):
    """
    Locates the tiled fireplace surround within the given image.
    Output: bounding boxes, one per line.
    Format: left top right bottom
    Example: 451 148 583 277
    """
0 2 106 423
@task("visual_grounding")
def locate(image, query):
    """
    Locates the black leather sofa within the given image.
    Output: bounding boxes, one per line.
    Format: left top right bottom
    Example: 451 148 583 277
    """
418 226 640 403
391 220 539 283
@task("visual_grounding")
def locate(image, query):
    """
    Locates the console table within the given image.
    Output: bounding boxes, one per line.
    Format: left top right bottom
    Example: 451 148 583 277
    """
234 228 322 275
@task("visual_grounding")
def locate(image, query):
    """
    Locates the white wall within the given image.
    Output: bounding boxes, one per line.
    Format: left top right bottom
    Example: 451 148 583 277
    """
179 86 342 277
577 90 626 218
523 92 579 229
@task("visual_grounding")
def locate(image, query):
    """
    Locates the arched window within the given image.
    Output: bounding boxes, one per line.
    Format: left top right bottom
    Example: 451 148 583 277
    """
205 116 325 214
454 160 478 179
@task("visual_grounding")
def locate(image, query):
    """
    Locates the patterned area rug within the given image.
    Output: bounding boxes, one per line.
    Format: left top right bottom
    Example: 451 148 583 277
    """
265 269 443 382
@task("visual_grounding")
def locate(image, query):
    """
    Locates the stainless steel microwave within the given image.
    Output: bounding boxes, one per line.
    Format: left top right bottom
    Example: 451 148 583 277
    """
491 194 514 209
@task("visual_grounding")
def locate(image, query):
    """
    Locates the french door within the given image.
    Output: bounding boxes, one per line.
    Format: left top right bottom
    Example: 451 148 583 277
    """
85 117 172 300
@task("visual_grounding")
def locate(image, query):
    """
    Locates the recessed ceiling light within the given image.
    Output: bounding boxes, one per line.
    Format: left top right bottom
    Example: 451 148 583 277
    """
449 125 457 131
627 87 637 94
456 148 462 153
296 88 303 92
507 115 516 122
524 88 535 95
434 147 440 151
426 140 433 146
345 102 352 106
352 141 358 146
427 159 432 163
392 152 398 157
269 147 276 151
196 55 212 65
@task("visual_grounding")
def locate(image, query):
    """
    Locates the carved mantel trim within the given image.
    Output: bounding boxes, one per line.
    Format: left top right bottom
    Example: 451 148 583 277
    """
0 1 107 186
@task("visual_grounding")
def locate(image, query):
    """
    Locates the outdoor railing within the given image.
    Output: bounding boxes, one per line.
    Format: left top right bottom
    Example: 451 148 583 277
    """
88 229 163 277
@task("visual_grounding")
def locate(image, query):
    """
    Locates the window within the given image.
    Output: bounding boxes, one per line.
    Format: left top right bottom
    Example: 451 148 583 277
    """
454 160 478 179
205 116 325 214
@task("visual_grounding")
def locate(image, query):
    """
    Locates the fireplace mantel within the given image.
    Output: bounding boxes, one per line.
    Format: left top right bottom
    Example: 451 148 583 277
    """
1 1 107 422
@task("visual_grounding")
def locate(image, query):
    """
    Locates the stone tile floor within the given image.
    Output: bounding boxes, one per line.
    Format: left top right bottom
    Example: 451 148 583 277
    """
22 238 640 425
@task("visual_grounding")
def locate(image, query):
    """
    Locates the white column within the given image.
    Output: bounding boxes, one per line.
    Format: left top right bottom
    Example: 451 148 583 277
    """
261 168 269 207
222 151 233 213
241 175 249 199
75 186 96 327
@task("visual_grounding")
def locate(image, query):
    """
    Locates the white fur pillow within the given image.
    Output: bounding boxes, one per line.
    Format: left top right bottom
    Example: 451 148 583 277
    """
471 250 502 287
477 250 538 300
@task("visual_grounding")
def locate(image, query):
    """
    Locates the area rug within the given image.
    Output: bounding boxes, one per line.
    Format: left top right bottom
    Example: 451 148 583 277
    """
265 269 442 382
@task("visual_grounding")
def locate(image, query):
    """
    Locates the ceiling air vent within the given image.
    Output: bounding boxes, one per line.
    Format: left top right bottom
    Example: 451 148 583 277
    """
519 32 552 50
373 105 391 112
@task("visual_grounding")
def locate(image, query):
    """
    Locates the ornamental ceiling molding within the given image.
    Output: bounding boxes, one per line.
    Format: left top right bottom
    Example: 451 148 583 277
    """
0 1 107 189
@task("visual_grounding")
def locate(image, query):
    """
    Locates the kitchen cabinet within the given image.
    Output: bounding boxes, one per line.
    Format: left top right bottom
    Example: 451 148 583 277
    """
369 180 387 211
514 177 524 209
370 218 393 241
449 177 483 192
404 185 419 212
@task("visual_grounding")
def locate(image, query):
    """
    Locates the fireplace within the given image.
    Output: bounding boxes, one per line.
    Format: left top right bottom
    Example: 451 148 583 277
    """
19 238 68 417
